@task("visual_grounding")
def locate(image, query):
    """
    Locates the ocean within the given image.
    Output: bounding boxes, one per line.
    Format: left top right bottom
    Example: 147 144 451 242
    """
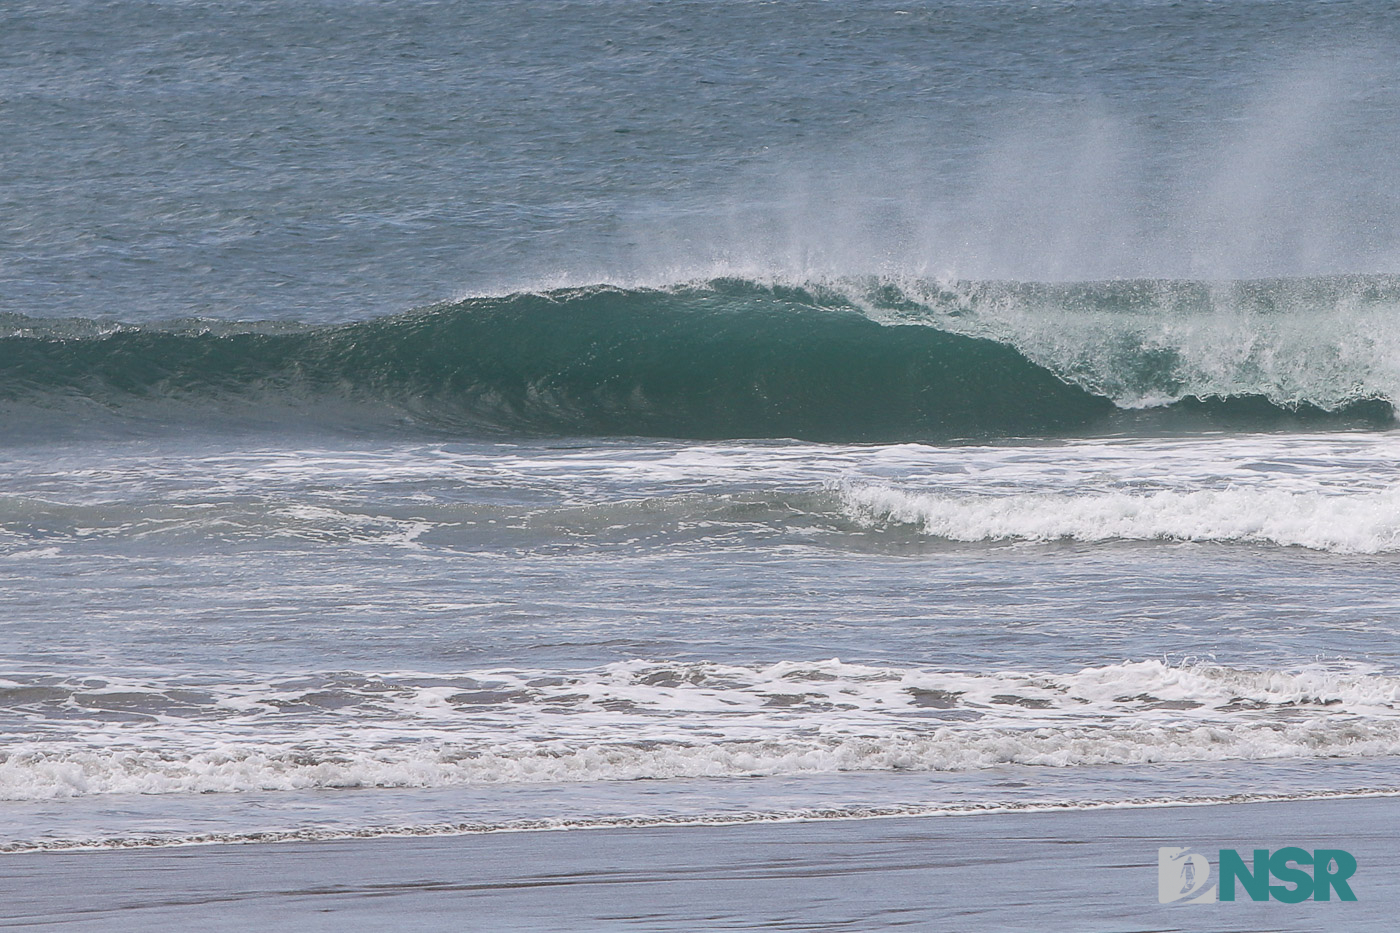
3 0 1400 925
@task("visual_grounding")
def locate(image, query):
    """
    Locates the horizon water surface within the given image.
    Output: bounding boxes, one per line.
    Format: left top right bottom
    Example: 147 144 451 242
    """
4 0 1400 880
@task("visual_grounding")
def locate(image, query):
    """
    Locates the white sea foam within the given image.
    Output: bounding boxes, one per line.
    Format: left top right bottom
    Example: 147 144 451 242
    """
3 659 1398 800
3 720 1398 801
839 482 1400 553
6 433 1400 555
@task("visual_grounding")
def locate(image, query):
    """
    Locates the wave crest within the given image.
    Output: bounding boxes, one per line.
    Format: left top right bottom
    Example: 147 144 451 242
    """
2 276 1396 441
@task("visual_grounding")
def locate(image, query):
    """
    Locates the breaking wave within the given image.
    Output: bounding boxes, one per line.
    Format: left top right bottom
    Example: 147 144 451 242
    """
2 275 1396 441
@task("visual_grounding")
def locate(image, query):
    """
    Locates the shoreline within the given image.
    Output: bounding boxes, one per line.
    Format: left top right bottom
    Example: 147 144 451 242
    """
6 784 1400 855
2 795 1395 931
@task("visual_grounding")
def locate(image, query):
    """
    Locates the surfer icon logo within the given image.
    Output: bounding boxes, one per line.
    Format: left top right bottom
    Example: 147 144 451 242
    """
1159 847 1218 904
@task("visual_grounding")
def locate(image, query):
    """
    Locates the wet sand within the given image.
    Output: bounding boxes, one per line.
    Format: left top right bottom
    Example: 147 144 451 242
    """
1 796 1394 932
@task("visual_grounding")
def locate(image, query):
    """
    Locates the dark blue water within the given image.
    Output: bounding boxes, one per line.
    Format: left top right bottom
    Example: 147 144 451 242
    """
5 0 1400 323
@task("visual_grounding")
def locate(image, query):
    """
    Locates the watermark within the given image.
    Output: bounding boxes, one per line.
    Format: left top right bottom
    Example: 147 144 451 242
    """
1158 846 1357 904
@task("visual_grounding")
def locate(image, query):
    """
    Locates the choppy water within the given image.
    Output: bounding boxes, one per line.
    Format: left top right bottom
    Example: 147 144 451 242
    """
4 0 1400 851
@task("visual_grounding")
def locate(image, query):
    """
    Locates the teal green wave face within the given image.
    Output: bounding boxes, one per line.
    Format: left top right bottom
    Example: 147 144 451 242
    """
0 278 1394 443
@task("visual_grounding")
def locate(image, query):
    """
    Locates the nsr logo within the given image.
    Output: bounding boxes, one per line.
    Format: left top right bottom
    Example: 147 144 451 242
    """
1158 847 1357 904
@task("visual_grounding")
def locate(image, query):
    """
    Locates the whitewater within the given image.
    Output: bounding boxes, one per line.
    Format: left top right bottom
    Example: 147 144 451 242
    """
5 422 1400 851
